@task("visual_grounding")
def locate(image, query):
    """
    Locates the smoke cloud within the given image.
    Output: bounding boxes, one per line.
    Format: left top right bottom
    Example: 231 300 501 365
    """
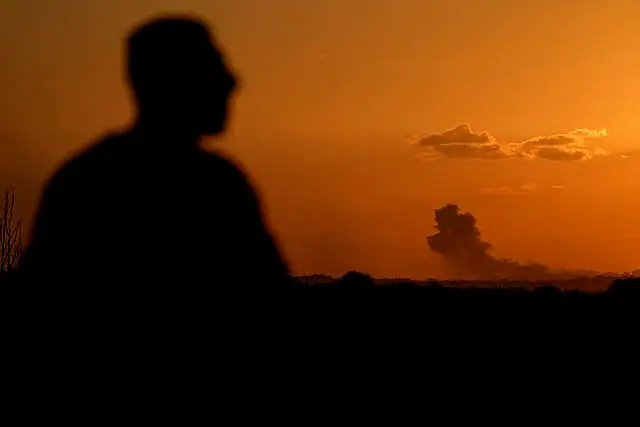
427 204 587 280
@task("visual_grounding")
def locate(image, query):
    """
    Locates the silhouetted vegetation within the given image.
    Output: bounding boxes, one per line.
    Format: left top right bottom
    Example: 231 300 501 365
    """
5 272 640 319
0 187 23 273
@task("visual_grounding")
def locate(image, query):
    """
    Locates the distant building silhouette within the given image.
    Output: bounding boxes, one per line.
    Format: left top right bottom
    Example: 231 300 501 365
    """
18 15 292 325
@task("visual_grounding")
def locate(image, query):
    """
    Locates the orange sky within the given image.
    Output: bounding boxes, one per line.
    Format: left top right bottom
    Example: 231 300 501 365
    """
2 0 640 278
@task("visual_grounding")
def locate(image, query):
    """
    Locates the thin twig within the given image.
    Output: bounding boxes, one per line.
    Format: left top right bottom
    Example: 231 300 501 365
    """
0 187 24 272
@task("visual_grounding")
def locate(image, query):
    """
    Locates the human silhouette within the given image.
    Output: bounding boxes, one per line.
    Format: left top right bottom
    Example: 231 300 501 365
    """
19 15 292 324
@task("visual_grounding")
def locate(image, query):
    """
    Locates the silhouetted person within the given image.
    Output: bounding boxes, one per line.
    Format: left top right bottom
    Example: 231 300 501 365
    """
19 15 292 325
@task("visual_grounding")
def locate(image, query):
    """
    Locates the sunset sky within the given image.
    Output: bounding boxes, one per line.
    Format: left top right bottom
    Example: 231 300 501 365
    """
2 0 640 278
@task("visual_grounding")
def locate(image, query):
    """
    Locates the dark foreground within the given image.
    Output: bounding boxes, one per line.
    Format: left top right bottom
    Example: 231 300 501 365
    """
3 270 640 315
1 270 637 375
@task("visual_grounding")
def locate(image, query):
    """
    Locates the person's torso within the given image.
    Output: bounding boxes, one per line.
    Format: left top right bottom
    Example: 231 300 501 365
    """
69 134 253 283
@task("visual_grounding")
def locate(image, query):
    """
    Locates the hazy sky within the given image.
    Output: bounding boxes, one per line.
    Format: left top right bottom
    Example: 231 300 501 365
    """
2 0 640 278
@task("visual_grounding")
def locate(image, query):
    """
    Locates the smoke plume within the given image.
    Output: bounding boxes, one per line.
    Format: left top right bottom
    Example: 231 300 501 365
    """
427 204 561 280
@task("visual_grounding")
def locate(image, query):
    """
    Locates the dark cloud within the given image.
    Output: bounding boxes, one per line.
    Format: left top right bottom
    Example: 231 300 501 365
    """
513 128 609 161
418 124 493 146
534 147 589 161
415 125 609 161
427 204 586 280
524 135 575 147
428 142 508 160
416 124 505 160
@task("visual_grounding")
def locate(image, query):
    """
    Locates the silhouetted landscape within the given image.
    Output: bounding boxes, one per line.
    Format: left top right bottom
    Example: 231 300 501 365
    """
5 268 640 319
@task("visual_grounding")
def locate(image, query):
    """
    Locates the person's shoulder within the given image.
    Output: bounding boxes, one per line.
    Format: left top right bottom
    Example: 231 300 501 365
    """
43 131 130 194
200 150 255 186
198 150 265 209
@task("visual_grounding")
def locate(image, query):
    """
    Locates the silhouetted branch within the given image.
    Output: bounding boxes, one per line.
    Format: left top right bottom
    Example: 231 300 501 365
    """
0 187 24 272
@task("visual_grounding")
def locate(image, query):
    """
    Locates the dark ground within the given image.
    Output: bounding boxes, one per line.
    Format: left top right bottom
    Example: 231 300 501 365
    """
3 269 640 315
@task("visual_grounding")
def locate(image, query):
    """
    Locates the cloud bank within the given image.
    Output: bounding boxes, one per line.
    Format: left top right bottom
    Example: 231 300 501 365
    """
415 124 609 161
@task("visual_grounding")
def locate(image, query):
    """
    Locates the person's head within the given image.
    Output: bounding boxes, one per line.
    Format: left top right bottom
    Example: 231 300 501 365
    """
126 15 238 137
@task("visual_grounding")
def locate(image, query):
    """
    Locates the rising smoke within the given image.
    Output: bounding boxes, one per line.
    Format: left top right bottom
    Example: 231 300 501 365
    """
427 204 567 280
